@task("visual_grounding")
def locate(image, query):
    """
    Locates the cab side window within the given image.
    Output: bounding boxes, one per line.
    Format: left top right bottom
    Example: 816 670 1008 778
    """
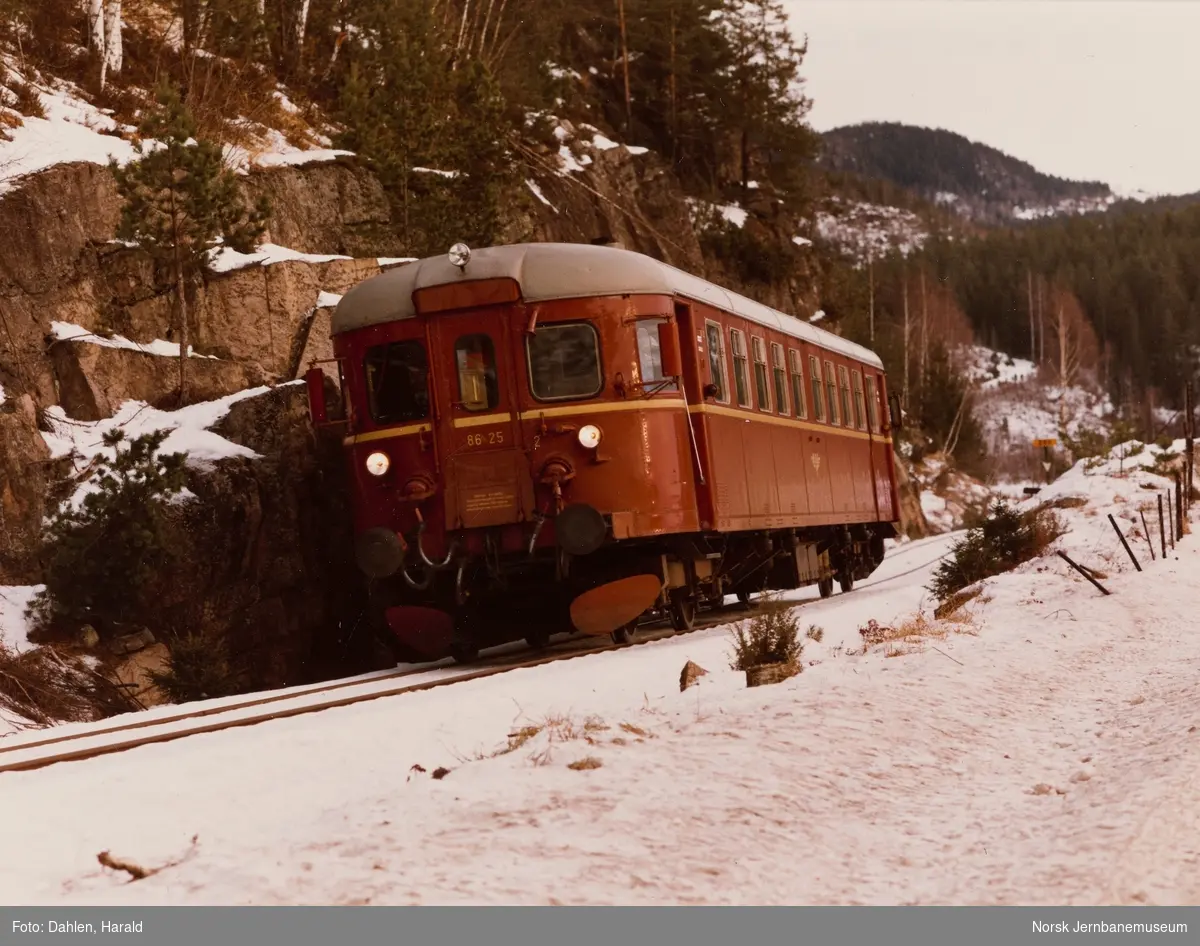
635 319 679 392
365 340 430 424
705 321 730 403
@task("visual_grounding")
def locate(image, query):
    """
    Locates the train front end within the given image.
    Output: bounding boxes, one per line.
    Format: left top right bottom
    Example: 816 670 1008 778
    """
304 243 700 663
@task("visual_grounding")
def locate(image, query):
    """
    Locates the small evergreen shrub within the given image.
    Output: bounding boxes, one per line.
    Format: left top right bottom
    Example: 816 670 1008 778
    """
928 500 1066 602
148 629 240 704
27 429 188 636
728 593 803 671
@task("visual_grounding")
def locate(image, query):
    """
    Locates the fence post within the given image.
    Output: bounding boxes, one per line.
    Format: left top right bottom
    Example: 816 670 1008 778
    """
1056 551 1112 596
1187 380 1194 512
1140 510 1156 561
1159 493 1167 558
1108 514 1142 571
1176 473 1185 537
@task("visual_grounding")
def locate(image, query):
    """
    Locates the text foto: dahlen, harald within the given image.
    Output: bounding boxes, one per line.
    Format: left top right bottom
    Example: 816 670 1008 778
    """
12 921 144 933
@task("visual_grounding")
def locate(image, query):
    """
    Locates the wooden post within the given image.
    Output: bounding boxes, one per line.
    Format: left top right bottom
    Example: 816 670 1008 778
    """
1159 493 1167 557
1140 510 1156 561
1057 551 1112 596
1180 379 1190 509
1175 473 1184 537
1169 490 1176 549
1107 514 1142 571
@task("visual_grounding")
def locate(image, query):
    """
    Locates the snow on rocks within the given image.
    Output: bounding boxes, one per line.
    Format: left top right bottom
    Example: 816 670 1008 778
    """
37 386 293 511
206 242 352 274
0 585 40 655
50 322 218 360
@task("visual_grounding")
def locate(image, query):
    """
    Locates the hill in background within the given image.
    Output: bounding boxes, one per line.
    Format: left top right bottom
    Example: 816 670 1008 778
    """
818 121 1114 224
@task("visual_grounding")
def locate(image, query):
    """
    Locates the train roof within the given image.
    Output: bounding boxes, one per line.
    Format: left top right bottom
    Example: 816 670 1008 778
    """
330 242 884 369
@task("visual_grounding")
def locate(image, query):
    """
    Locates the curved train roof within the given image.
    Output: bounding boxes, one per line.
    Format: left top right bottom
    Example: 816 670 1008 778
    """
331 242 884 369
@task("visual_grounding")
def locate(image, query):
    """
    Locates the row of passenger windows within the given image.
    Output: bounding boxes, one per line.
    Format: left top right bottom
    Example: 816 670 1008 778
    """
704 321 880 432
362 317 880 432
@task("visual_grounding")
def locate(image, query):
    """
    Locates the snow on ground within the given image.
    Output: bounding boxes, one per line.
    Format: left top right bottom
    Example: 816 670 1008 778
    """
815 197 929 262
50 321 219 359
0 76 138 195
0 69 352 195
957 344 1036 389
1012 194 1115 221
3 442 1199 905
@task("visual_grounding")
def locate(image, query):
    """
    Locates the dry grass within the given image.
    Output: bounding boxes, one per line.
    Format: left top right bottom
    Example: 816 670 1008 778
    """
567 756 602 771
805 624 824 643
0 642 142 727
857 607 981 658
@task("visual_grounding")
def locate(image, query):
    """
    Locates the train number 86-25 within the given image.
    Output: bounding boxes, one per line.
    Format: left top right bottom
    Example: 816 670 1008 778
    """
466 430 504 447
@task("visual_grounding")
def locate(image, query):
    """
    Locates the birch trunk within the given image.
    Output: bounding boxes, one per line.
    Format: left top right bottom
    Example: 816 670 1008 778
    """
1026 267 1035 361
103 0 122 81
919 265 928 384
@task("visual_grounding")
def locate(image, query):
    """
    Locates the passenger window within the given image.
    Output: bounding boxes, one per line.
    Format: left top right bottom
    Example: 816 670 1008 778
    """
808 355 824 421
705 321 729 402
771 343 789 415
866 376 880 432
838 366 852 428
526 322 603 401
751 336 771 412
454 333 500 412
789 349 807 419
364 340 430 425
852 369 866 430
635 319 679 392
824 359 839 425
730 329 750 408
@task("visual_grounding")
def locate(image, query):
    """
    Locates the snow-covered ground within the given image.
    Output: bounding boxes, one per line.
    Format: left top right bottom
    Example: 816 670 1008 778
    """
1 440 1197 905
815 196 929 262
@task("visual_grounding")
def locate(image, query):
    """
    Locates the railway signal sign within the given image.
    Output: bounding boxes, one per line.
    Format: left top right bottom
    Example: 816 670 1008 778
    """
1033 438 1057 482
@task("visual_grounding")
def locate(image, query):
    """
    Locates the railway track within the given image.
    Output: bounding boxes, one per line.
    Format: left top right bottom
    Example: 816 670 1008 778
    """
0 535 954 776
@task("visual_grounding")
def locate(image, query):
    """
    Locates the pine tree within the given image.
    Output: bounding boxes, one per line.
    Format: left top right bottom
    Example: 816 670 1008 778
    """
110 83 270 406
714 0 818 205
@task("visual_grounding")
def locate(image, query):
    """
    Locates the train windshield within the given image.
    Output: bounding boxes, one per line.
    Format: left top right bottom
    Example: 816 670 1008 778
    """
364 340 430 425
526 322 603 401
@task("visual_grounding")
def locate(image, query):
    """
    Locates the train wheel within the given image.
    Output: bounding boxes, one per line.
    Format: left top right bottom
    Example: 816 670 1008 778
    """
817 577 834 599
525 629 550 651
839 574 855 594
610 619 638 645
668 589 696 632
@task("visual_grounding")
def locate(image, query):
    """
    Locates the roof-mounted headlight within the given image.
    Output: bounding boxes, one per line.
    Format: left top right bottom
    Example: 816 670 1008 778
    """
448 243 471 270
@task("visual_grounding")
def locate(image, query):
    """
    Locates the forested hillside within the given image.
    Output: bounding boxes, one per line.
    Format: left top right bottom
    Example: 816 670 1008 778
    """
820 122 1113 224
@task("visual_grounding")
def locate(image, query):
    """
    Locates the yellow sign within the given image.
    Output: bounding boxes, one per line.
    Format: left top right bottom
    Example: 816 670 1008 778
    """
1032 438 1057 448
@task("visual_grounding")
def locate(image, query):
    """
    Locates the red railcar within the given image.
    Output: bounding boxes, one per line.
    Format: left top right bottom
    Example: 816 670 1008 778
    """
306 242 902 663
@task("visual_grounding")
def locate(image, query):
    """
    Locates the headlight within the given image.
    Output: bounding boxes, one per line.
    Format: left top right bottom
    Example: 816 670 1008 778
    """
448 242 471 268
365 451 390 476
577 424 602 449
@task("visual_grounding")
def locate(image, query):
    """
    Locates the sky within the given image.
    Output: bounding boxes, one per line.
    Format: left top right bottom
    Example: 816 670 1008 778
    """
781 0 1200 197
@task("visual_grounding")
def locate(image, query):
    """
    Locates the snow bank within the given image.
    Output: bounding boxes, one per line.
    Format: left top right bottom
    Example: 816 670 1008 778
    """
815 197 928 262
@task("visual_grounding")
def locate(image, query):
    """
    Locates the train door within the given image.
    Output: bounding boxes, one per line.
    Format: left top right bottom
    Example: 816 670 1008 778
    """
429 310 535 530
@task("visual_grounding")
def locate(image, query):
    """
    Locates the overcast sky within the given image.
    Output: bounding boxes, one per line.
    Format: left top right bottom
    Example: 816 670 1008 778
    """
781 0 1200 197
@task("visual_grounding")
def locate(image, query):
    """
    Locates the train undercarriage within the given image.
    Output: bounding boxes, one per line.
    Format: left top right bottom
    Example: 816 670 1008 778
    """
364 519 896 665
